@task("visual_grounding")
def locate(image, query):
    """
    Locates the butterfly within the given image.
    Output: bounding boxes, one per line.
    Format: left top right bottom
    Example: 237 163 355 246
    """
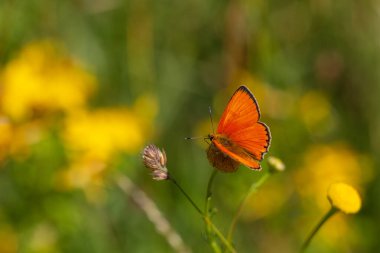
207 85 271 172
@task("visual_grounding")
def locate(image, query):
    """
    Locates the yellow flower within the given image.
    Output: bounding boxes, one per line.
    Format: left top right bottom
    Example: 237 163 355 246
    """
293 142 372 247
0 225 18 253
0 117 12 160
0 40 95 120
327 182 361 214
60 93 157 195
242 177 292 220
294 143 372 211
0 116 45 160
57 155 107 202
299 91 336 136
63 91 157 161
29 223 57 252
64 108 146 161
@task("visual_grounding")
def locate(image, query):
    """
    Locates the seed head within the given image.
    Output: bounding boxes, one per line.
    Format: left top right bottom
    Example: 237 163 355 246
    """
142 144 168 180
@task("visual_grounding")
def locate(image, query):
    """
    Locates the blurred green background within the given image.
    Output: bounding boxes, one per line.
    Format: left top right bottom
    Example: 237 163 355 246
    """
0 0 379 252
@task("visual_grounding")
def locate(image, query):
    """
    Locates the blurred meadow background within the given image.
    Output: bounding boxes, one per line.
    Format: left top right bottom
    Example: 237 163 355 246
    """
1 0 380 252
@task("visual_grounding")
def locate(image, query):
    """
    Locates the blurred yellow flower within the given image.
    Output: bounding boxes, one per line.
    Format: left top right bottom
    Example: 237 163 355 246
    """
10 121 45 157
0 40 95 120
61 96 157 195
327 182 361 214
58 155 106 190
29 223 57 253
0 225 18 253
242 177 292 220
64 108 147 161
0 116 45 161
132 93 158 136
294 142 372 247
299 90 336 136
57 155 107 202
0 117 12 161
294 142 372 211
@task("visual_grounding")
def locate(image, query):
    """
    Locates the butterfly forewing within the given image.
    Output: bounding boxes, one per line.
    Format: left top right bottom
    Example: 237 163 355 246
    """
212 85 271 170
217 86 260 135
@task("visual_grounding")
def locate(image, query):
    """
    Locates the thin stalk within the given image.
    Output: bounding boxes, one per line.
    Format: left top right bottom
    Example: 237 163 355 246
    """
204 217 237 253
204 170 221 252
170 177 203 215
205 169 218 213
300 207 338 253
170 174 235 253
116 175 191 253
209 240 222 253
227 172 271 242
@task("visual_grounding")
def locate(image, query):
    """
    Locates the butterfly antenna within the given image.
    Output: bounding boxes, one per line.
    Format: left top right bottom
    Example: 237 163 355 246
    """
209 106 215 134
184 136 204 140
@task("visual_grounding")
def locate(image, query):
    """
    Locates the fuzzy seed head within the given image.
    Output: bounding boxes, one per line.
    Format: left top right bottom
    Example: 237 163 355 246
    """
142 144 168 180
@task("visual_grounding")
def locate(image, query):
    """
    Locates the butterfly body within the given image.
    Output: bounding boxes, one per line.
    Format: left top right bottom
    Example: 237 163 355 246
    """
207 86 271 172
207 140 240 172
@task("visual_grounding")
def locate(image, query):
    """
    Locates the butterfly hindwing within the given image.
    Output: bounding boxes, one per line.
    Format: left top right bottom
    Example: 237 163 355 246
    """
212 138 262 170
229 121 270 161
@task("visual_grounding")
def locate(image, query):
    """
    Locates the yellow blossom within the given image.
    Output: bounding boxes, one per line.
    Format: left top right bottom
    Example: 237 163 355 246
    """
29 223 57 252
0 116 45 160
132 93 158 136
58 156 106 190
57 155 107 201
0 117 12 160
0 225 18 253
327 182 362 214
242 177 292 220
294 143 372 211
294 142 372 247
61 94 157 195
59 103 155 194
299 91 336 136
0 40 95 120
64 108 146 161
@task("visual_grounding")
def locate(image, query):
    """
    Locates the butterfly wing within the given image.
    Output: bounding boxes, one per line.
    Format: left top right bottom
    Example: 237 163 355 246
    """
215 86 271 169
212 138 261 170
217 86 260 134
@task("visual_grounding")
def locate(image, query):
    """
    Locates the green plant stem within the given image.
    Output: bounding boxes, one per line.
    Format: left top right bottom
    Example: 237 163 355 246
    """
204 170 221 252
205 169 219 213
227 172 271 242
169 175 236 253
170 177 203 215
204 216 236 253
300 207 338 253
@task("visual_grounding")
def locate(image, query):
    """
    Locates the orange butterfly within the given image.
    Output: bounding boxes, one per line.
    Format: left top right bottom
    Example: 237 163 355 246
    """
207 86 271 172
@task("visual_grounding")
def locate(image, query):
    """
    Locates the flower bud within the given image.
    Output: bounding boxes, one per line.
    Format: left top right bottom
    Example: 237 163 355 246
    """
267 156 285 173
327 182 361 214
